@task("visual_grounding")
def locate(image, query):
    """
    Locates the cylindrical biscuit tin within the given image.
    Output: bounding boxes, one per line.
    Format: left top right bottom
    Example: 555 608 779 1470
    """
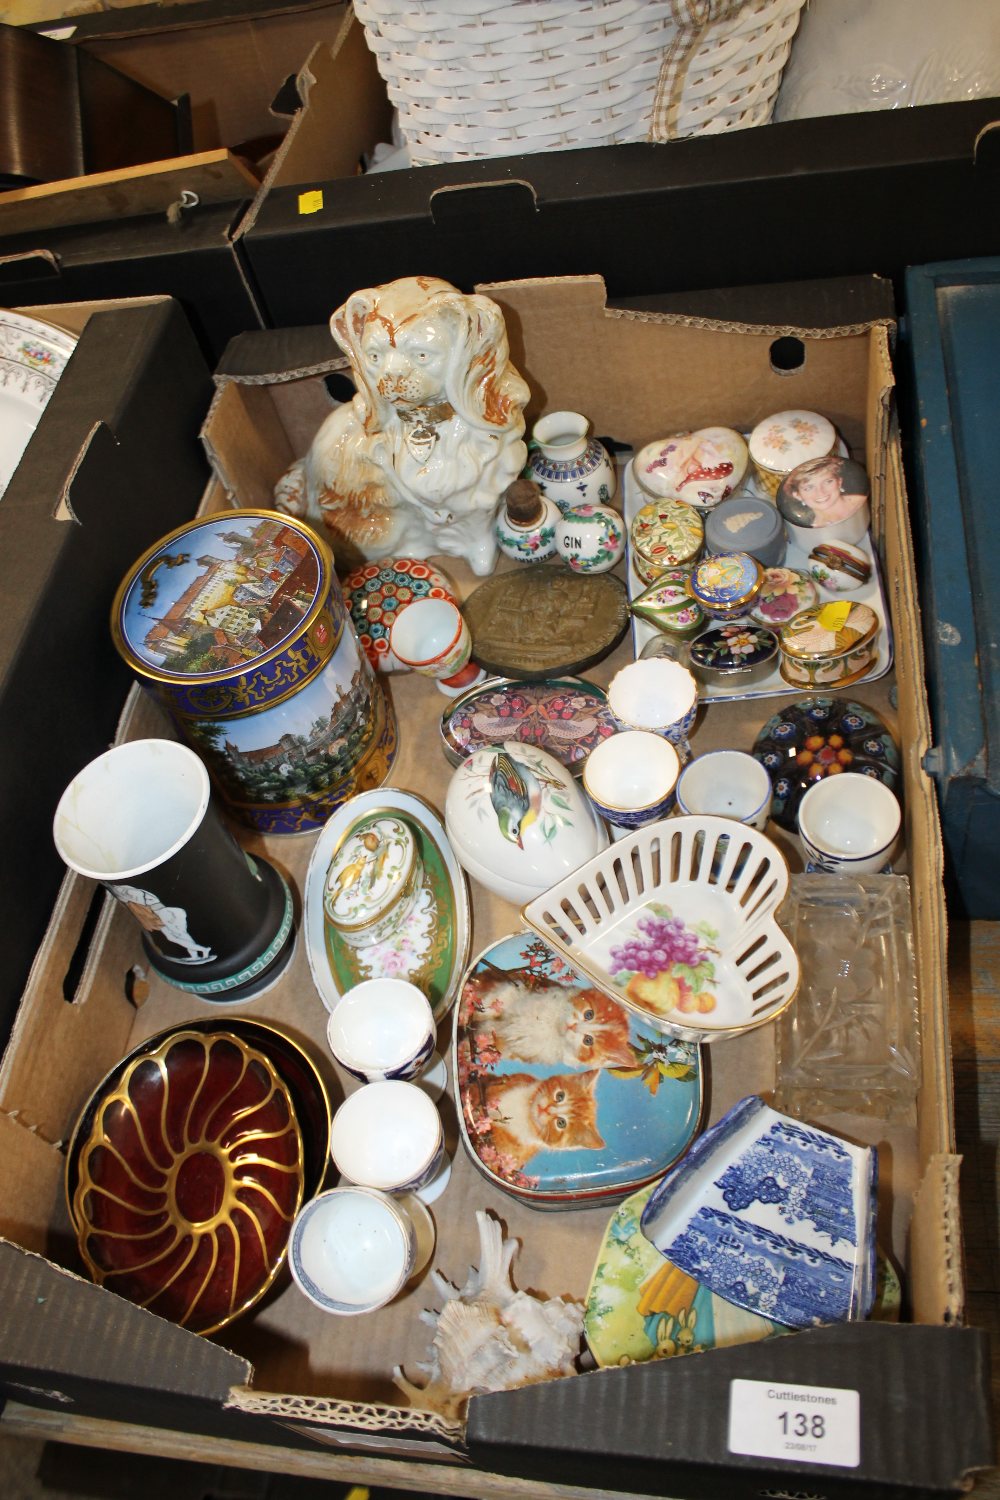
778 601 880 690
112 510 398 835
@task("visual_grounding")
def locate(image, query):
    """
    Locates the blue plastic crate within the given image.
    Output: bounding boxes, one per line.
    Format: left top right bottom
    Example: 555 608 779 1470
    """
902 257 1000 918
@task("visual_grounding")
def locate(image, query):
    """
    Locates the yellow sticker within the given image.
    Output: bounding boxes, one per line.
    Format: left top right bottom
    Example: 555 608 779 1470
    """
818 601 851 631
298 189 324 215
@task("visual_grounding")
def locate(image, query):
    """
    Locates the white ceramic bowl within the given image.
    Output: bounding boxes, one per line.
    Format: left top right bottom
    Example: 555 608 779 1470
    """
330 1080 450 1200
607 658 699 749
582 731 680 831
675 750 773 831
796 772 901 875
444 740 608 903
326 978 436 1084
288 1185 432 1315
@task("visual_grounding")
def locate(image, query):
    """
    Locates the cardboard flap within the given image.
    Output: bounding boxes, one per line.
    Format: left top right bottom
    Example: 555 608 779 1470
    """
467 1323 995 1495
0 1239 250 1404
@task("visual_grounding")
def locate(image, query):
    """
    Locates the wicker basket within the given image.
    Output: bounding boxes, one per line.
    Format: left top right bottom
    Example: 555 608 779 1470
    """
353 0 807 166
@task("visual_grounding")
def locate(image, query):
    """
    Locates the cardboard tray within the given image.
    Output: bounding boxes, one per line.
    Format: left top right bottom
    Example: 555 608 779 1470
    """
235 11 1000 330
0 277 992 1497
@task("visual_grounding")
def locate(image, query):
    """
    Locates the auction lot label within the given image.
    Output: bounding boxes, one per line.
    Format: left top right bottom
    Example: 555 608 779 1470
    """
728 1378 861 1467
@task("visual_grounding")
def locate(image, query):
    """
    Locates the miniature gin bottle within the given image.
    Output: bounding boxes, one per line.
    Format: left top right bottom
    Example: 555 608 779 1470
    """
495 478 560 563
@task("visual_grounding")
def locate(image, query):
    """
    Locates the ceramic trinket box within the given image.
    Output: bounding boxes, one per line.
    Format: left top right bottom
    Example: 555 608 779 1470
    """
777 454 871 548
686 551 764 620
747 409 839 497
748 565 818 627
629 568 705 641
639 1095 878 1329
444 740 608 904
751 695 901 832
629 499 704 584
632 428 748 509
807 539 873 592
439 676 615 775
525 410 617 511
453 932 702 1208
323 810 422 949
688 624 779 689
704 495 786 568
778 600 880 689
305 788 471 1022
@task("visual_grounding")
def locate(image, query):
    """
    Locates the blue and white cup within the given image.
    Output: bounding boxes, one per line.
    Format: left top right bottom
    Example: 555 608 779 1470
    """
583 730 680 839
676 750 773 832
288 1185 434 1316
326 978 446 1099
330 1079 451 1204
796 772 901 875
607 658 699 762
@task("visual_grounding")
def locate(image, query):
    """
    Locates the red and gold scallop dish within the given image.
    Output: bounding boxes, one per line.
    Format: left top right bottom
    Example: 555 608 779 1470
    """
70 1029 304 1335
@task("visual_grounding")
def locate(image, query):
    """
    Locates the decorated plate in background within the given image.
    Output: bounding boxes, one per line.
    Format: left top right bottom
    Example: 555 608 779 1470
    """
305 788 471 1022
751 694 901 831
439 675 616 774
343 557 457 673
0 309 78 498
454 932 703 1209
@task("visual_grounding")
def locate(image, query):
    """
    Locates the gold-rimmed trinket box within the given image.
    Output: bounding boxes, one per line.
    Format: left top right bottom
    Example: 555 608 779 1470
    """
324 810 423 948
778 600 880 689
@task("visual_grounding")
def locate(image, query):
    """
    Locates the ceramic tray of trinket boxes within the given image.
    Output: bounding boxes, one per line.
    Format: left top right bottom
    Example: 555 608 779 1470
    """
522 816 799 1045
453 932 703 1209
304 788 471 1022
622 459 893 703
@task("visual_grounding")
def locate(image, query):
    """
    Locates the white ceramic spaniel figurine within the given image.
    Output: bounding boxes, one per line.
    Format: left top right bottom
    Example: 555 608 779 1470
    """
274 275 530 575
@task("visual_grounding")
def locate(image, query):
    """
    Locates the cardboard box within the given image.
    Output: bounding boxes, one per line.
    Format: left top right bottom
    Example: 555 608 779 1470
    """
236 13 1000 330
0 6 357 365
899 255 1000 921
0 202 262 365
0 277 992 1496
0 296 213 1055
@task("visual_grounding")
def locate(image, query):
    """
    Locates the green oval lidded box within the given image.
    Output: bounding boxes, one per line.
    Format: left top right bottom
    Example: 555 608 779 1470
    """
112 509 398 835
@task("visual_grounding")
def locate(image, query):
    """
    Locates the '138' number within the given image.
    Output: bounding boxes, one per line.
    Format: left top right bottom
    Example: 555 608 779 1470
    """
779 1411 826 1439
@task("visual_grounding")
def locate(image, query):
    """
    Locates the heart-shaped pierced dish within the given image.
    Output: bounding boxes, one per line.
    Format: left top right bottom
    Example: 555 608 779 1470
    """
521 815 799 1044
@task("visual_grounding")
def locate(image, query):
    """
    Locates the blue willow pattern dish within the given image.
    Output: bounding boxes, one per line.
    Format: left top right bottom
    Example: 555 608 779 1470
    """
640 1095 878 1329
751 695 900 832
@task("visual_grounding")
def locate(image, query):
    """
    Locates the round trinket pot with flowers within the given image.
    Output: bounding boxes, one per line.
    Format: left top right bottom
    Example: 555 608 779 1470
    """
689 624 779 689
555 502 626 573
686 551 764 621
323 811 422 949
748 409 838 497
749 566 818 628
629 499 704 585
633 428 748 509
778 600 880 690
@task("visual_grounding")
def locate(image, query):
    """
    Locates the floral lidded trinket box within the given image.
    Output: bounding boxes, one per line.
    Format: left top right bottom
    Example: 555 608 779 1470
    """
439 676 616 775
747 409 838 497
689 624 779 689
629 499 704 585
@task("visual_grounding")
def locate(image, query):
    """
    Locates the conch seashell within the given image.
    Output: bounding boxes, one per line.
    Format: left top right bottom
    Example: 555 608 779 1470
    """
393 1209 584 1420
